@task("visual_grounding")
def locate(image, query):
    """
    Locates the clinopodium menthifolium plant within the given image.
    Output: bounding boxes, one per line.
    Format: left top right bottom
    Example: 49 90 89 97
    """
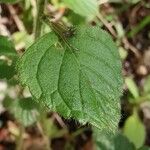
19 21 123 130
19 11 123 130
2 0 149 149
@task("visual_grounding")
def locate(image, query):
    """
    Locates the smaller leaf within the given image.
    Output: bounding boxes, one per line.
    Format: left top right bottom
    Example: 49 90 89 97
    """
63 0 98 19
115 22 125 38
3 97 13 109
94 129 135 150
0 60 16 79
42 118 66 138
123 109 146 149
0 0 21 3
0 36 18 80
67 11 85 25
12 31 34 49
139 146 150 150
114 134 135 150
0 36 17 57
125 77 139 99
3 98 39 126
143 75 150 94
119 47 128 60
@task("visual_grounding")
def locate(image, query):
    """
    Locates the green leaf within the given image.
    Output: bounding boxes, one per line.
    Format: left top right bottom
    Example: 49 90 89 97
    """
123 109 146 149
125 77 139 99
113 134 135 150
67 11 85 25
12 32 34 49
127 16 150 38
63 0 98 19
143 75 150 94
119 47 128 60
0 0 21 3
0 36 17 79
94 130 114 150
0 36 17 57
94 130 135 150
3 98 39 126
41 118 67 138
139 146 150 150
19 26 123 132
0 60 16 79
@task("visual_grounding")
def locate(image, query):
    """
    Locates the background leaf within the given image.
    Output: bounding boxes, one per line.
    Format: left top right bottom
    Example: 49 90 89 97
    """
143 75 150 94
139 146 150 150
0 0 21 3
123 109 146 149
94 129 135 150
125 77 139 99
0 36 17 79
0 60 16 79
63 0 98 19
19 26 123 132
3 97 39 126
0 35 17 57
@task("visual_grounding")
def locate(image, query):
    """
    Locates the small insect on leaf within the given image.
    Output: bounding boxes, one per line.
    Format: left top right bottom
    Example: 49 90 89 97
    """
63 27 76 38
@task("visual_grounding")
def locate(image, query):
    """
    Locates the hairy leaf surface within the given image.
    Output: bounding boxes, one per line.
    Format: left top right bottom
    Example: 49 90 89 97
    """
19 26 123 132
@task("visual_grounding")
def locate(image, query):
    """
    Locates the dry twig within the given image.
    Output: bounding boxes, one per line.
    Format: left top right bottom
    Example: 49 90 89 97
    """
7 5 26 32
52 113 67 129
97 13 141 58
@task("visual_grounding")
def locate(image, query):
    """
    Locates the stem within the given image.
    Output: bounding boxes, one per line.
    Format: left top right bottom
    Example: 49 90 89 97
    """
38 111 51 150
34 0 46 39
71 128 88 138
16 125 24 150
44 136 51 150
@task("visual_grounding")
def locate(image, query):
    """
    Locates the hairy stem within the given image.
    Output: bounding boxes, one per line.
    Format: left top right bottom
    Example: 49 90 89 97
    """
34 0 46 39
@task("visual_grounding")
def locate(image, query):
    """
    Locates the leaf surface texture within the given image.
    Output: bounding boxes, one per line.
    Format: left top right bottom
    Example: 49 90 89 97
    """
19 26 123 132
